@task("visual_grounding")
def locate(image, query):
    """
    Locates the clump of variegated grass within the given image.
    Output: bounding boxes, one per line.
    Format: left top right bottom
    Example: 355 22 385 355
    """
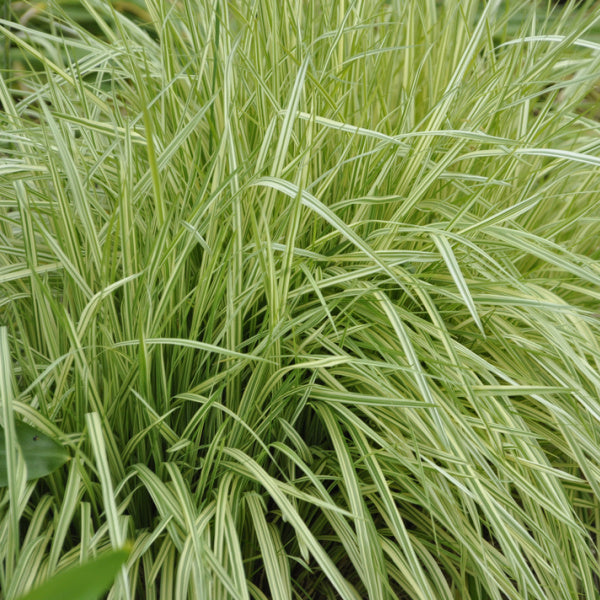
1 0 600 598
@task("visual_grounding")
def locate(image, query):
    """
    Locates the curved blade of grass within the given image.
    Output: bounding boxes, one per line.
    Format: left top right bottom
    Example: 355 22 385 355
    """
246 492 291 600
431 233 484 335
113 338 273 362
252 176 416 299
224 448 361 600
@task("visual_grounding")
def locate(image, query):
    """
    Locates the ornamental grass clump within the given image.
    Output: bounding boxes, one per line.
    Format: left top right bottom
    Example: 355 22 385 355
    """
1 0 600 598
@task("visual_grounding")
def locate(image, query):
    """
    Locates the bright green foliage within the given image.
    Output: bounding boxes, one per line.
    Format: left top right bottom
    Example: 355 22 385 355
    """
0 420 69 488
1 1 600 599
17 548 130 600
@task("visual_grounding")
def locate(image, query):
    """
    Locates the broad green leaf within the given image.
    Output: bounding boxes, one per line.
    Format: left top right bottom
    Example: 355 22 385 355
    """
17 548 130 600
0 421 69 487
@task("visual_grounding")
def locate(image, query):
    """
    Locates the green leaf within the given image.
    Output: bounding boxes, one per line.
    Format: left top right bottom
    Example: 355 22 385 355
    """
0 421 69 487
17 548 130 600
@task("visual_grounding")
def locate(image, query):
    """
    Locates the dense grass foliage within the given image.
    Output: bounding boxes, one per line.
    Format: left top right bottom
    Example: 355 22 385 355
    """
2 0 600 598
